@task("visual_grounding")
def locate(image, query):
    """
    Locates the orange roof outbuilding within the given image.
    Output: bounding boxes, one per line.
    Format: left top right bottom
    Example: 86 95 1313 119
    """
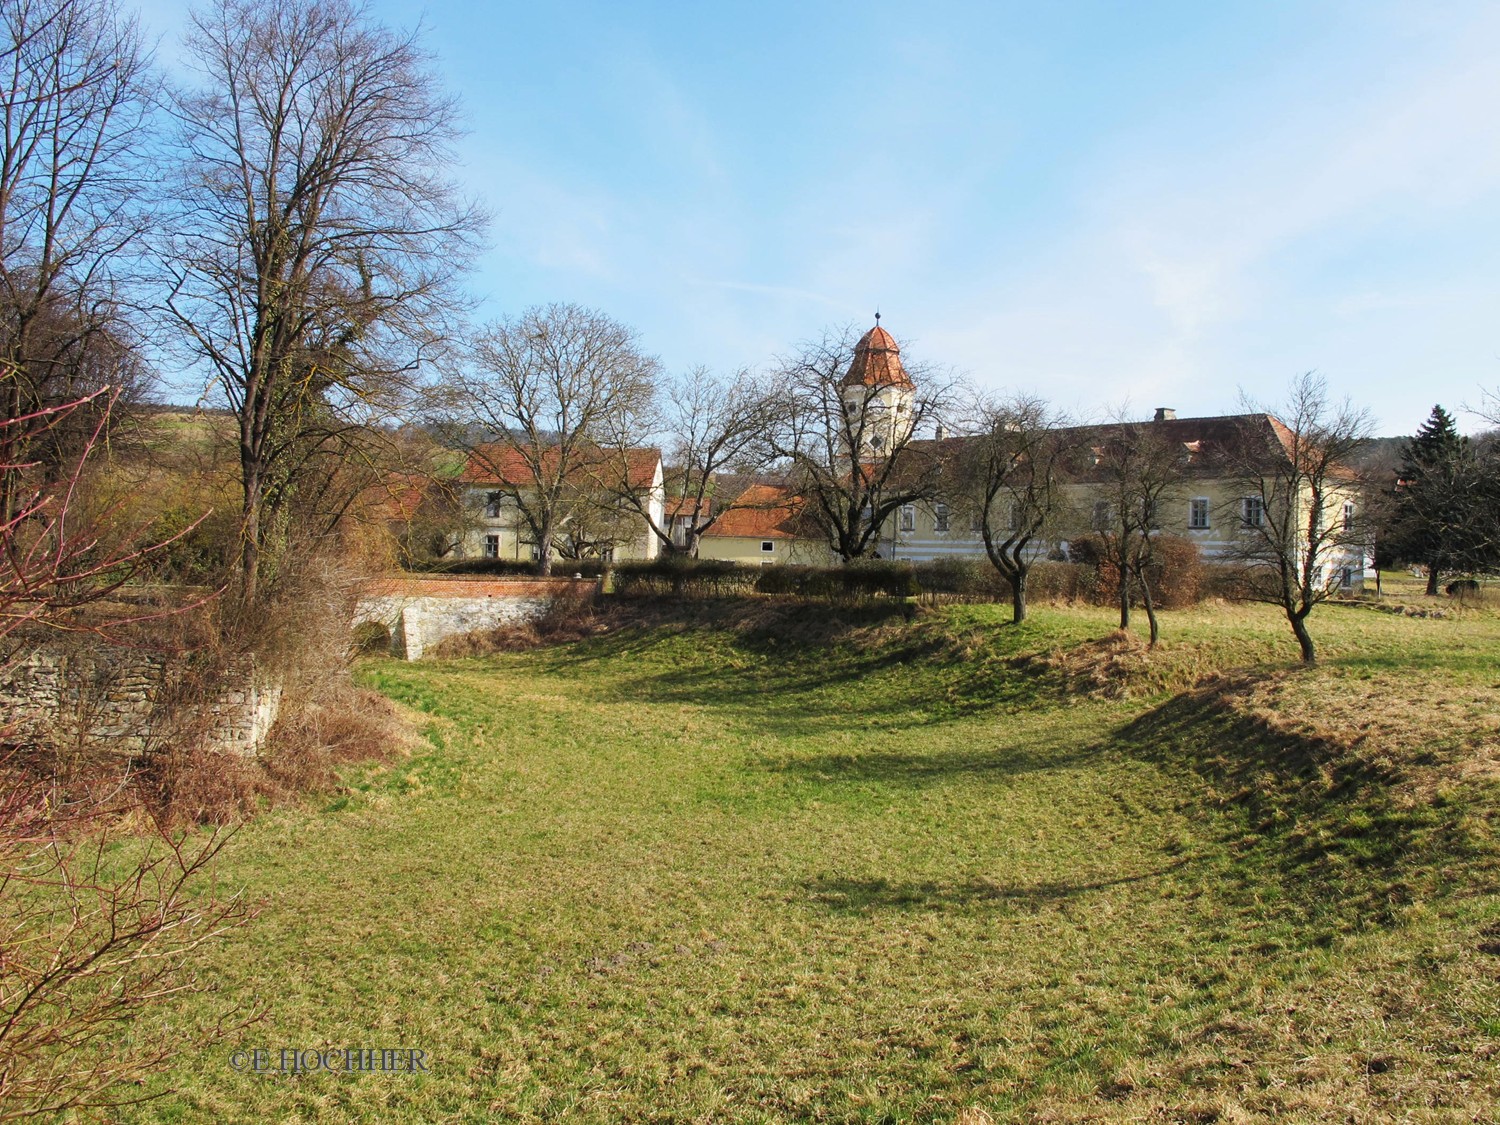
703 484 805 540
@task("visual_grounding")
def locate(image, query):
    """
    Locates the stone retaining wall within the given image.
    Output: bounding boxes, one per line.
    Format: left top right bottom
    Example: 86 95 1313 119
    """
355 576 597 659
0 648 281 757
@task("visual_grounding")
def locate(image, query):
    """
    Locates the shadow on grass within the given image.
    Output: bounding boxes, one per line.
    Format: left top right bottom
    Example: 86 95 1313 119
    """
803 859 1194 914
759 738 1096 787
528 598 1073 737
1108 673 1500 931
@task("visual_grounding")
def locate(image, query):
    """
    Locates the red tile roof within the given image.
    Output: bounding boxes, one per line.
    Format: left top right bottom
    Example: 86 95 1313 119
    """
841 324 914 390
703 484 805 540
459 443 660 490
665 496 712 519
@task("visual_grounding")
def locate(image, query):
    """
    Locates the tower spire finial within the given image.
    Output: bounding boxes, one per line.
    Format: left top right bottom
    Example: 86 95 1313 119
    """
874 308 880 324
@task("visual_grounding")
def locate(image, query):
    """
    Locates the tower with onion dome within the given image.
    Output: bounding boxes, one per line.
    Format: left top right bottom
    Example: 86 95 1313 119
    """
840 314 915 460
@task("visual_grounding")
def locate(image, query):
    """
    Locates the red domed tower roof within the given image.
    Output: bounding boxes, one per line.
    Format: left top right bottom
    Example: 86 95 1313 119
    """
841 320 913 390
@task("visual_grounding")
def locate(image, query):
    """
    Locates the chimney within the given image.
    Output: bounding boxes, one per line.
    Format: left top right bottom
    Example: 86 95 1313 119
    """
934 422 946 441
1153 407 1177 422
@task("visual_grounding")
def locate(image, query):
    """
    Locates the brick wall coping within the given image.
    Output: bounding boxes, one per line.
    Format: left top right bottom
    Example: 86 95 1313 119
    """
366 576 597 599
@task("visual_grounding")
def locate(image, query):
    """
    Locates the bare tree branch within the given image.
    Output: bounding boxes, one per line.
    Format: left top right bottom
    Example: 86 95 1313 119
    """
442 303 659 576
162 0 483 601
1220 373 1373 663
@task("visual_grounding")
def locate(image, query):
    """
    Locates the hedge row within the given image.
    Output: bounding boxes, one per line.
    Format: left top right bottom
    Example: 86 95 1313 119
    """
610 559 760 598
754 561 920 600
408 557 611 577
406 544 1213 608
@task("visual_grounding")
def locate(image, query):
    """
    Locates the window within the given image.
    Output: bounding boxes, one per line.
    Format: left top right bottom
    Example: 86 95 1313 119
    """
760 540 774 553
934 504 950 533
1189 497 1210 529
869 434 884 452
483 534 500 558
1007 503 1022 532
484 492 503 519
899 505 915 532
1144 500 1160 530
1343 501 1356 531
1241 496 1264 528
1091 500 1111 531
1339 566 1354 589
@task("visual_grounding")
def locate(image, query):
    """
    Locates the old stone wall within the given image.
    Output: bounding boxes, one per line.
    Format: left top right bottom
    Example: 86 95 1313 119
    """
0 647 281 757
355 576 596 659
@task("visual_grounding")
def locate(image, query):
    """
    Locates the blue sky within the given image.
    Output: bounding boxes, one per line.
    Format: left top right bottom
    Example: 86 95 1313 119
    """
135 1 1500 434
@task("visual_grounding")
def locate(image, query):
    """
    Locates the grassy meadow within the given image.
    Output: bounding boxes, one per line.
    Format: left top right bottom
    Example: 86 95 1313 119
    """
130 588 1500 1123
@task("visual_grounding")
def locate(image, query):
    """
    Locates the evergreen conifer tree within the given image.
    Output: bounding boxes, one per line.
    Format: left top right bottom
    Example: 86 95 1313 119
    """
1392 405 1475 595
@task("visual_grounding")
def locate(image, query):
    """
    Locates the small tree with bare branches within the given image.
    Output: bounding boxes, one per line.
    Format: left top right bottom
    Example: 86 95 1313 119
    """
599 366 775 557
954 394 1074 624
767 326 958 562
443 303 659 576
1223 373 1372 663
1083 417 1188 646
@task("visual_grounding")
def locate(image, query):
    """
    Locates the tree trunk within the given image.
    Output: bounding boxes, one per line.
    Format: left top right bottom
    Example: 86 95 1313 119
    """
536 515 554 576
1117 565 1130 630
1289 610 1316 663
1011 568 1027 624
1139 570 1159 648
239 459 262 604
1425 564 1440 597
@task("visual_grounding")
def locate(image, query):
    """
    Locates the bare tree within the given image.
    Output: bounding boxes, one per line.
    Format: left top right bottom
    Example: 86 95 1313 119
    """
163 0 482 602
0 0 156 521
445 303 659 576
767 325 958 562
0 383 250 1119
1223 373 1372 663
1085 418 1187 646
0 805 255 1121
955 393 1073 624
599 366 774 557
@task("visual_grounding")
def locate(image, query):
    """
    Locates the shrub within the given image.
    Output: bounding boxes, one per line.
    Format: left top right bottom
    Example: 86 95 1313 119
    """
1025 560 1096 604
755 561 920 601
1149 536 1204 608
611 558 759 598
1068 533 1204 608
407 557 581 577
911 558 1008 600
